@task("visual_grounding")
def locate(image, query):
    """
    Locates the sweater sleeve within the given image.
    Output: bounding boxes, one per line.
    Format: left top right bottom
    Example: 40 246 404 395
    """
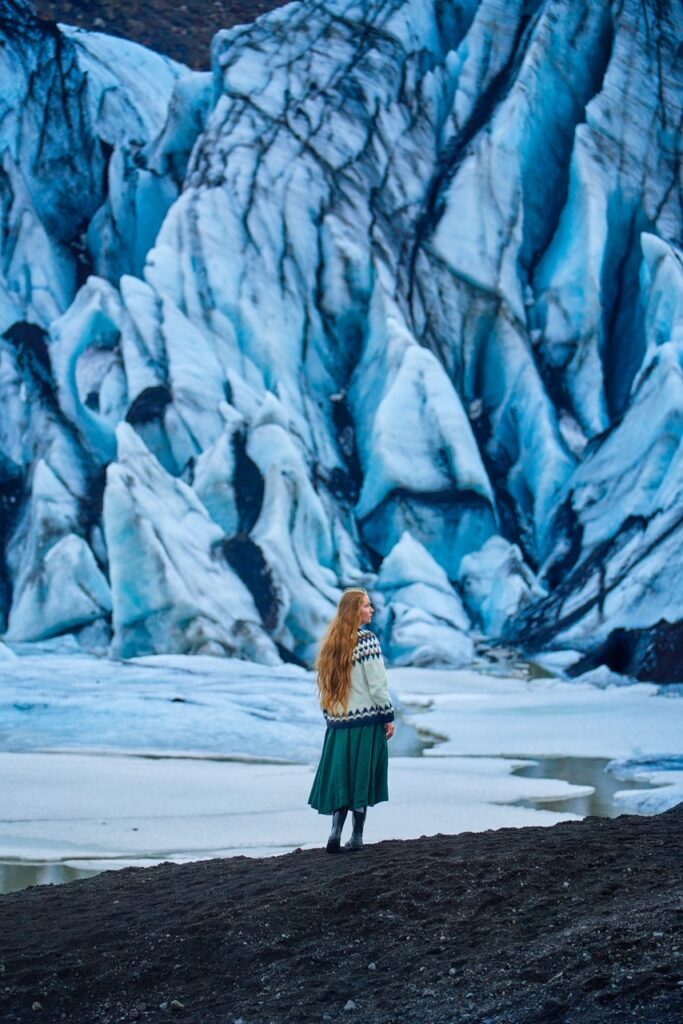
360 633 394 717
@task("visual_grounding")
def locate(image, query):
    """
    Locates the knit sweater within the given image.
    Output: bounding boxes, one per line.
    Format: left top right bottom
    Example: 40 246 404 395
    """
323 629 395 730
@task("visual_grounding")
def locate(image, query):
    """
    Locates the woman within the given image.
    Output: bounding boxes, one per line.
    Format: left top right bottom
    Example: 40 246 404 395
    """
308 588 395 852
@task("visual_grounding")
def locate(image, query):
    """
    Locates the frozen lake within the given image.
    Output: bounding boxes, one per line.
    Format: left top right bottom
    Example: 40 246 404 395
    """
1 642 682 893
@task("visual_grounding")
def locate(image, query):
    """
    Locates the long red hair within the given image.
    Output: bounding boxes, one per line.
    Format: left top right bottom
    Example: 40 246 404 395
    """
316 589 367 713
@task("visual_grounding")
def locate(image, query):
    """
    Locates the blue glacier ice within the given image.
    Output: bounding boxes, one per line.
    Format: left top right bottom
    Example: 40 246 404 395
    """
0 0 682 675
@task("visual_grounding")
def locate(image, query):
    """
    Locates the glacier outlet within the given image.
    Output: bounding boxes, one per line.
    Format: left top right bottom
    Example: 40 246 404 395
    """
0 0 681 674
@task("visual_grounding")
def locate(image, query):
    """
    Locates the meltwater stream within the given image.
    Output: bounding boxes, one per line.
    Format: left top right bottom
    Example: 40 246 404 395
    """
512 756 660 817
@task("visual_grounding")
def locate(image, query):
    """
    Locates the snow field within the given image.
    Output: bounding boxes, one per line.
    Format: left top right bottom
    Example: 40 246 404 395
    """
1 650 681 871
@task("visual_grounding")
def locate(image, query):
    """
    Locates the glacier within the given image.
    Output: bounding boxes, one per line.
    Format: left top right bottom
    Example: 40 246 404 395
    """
0 0 682 675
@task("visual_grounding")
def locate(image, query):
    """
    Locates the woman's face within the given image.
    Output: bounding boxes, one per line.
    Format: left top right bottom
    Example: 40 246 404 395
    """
359 594 374 625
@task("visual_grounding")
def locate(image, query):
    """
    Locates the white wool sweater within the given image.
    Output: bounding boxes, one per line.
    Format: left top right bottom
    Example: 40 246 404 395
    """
323 629 394 730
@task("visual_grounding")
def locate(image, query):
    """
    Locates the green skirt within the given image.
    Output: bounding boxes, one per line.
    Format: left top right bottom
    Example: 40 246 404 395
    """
308 722 389 814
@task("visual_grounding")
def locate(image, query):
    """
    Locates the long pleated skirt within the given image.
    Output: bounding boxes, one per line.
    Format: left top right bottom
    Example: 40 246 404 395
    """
308 722 389 814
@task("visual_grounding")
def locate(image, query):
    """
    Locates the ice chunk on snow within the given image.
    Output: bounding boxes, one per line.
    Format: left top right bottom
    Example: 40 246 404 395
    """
103 423 279 663
459 536 545 637
608 756 683 815
376 533 473 667
5 534 111 643
378 531 461 596
3 428 102 644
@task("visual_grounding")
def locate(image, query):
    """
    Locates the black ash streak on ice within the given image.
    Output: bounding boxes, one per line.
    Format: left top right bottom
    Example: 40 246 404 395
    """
1 806 682 1024
0 0 682 677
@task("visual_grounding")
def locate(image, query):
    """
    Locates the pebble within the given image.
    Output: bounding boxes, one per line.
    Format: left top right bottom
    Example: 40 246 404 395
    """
344 999 356 1011
32 1003 43 1012
652 932 664 938
159 1003 168 1011
170 1000 185 1011
367 962 376 971
449 968 456 976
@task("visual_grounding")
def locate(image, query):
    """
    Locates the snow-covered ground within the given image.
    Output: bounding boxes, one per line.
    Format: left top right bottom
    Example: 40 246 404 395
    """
1 645 682 884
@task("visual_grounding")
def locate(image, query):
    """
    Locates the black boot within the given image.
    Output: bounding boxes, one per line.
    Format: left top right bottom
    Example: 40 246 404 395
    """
326 807 348 853
344 808 366 852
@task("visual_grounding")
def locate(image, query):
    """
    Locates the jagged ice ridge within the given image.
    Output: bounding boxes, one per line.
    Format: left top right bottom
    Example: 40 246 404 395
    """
0 0 681 674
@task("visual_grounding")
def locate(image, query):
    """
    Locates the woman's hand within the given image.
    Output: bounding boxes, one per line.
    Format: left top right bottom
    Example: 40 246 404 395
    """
385 722 395 739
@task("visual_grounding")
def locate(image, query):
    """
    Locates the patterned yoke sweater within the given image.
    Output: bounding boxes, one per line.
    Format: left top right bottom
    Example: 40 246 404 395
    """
323 629 395 729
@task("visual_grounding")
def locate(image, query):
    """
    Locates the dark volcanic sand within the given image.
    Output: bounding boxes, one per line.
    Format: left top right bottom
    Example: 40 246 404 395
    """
1 807 682 1024
33 0 292 68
